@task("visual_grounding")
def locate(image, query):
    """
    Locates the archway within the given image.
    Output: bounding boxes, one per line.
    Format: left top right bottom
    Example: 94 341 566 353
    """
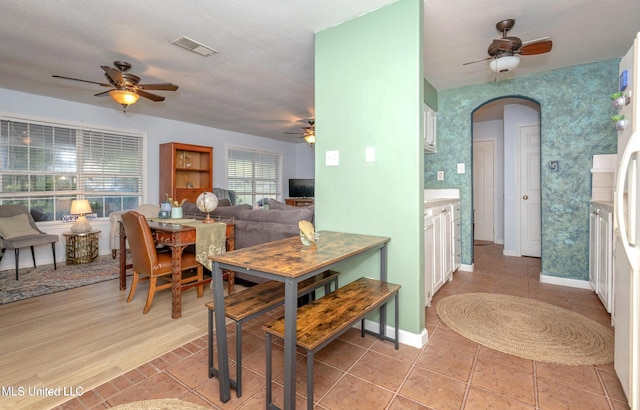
471 96 541 260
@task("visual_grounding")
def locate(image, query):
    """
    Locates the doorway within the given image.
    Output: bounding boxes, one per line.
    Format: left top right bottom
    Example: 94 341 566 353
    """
472 97 541 258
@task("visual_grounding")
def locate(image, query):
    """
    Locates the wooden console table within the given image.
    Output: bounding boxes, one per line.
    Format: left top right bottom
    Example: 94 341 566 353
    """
285 198 314 207
208 231 390 408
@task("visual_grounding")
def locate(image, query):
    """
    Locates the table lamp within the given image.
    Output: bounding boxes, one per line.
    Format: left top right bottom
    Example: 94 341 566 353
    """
70 199 92 233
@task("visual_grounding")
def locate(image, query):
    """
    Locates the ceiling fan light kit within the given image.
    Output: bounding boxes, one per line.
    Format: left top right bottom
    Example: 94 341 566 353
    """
108 89 140 107
489 55 520 73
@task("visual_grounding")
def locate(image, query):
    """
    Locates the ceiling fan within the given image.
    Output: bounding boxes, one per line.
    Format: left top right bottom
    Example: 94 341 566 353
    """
284 120 315 145
52 61 179 111
463 19 552 76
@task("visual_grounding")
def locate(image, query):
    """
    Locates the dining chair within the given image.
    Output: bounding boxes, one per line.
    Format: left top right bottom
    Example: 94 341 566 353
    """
120 211 204 314
0 204 58 280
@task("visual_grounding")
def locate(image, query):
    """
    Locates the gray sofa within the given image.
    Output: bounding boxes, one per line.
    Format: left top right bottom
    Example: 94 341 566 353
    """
182 198 314 284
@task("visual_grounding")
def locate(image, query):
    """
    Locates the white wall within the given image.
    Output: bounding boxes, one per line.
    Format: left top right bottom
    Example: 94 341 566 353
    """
0 88 314 269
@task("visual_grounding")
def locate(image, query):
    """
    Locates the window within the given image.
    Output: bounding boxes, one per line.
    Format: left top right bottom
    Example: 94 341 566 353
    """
227 147 281 206
0 117 144 222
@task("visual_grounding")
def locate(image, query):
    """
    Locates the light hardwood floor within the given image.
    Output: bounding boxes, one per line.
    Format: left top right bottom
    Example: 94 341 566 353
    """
0 275 213 409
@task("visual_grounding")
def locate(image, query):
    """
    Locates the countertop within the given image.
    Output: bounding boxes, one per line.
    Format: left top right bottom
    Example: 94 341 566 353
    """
590 200 614 213
424 198 460 208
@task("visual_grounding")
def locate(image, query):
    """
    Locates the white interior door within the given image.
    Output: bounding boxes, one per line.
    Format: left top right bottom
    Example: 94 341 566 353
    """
519 125 541 257
473 140 495 242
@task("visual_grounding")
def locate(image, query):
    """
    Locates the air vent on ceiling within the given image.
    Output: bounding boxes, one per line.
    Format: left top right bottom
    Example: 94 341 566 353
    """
172 36 218 57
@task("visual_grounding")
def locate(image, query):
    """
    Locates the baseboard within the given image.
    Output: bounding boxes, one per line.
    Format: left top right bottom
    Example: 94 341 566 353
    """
360 319 428 349
459 263 473 272
540 273 591 289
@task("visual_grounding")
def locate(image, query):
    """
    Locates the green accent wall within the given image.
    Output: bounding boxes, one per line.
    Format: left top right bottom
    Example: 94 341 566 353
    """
426 60 618 280
315 0 425 335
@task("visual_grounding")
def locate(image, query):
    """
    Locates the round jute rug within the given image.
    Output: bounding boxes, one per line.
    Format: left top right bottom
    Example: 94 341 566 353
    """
109 399 212 410
435 293 614 366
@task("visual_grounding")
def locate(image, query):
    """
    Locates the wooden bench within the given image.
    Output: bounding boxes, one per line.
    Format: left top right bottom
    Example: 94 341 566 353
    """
263 277 401 410
205 270 340 398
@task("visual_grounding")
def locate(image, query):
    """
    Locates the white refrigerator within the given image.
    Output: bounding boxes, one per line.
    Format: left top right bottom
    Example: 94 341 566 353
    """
614 31 640 409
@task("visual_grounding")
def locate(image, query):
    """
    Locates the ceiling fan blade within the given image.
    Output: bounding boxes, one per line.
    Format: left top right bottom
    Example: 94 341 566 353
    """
101 65 125 86
284 132 304 135
94 90 113 97
52 75 112 87
522 36 551 46
136 83 179 91
520 40 552 55
463 56 492 66
135 89 165 102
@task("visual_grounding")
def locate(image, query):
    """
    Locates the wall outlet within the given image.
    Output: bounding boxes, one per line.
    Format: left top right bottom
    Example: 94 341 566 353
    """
365 146 375 162
457 163 465 174
437 171 444 181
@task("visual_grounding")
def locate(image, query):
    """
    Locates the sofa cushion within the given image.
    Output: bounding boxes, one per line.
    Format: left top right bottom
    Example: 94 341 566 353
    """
182 201 251 219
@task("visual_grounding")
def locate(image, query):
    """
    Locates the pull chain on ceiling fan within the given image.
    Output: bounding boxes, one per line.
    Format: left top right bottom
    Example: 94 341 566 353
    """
52 61 179 111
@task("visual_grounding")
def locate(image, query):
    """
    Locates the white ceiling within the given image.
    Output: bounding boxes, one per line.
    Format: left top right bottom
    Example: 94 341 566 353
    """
1 0 639 142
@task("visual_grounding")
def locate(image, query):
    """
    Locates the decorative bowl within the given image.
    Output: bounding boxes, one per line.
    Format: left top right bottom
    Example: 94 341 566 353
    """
300 232 320 246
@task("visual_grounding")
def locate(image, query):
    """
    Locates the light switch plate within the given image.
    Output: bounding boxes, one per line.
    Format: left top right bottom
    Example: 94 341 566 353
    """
457 163 465 174
365 147 375 162
437 171 444 181
325 150 339 166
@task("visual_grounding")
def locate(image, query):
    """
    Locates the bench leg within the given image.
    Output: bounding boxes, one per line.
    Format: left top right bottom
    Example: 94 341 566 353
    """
208 309 215 378
307 351 314 410
394 292 399 350
235 321 242 397
266 333 273 407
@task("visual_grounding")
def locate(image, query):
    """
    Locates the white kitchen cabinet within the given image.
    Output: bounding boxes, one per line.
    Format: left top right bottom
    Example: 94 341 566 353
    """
589 203 613 313
452 201 461 270
424 200 457 306
424 103 437 153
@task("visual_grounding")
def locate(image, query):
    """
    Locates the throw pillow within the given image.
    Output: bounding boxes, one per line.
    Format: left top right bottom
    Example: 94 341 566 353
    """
0 214 40 239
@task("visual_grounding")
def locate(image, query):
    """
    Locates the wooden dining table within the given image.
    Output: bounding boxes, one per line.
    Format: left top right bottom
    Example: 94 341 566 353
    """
118 219 228 319
208 231 390 409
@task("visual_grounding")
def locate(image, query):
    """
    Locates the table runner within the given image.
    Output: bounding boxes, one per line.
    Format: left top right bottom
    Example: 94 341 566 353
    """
148 218 227 270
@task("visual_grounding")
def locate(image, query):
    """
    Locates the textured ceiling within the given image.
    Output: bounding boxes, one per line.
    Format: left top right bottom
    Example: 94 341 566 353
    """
1 0 639 142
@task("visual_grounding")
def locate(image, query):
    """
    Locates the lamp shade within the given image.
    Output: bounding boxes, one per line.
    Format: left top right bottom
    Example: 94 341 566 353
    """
108 89 140 106
489 55 520 73
70 199 92 215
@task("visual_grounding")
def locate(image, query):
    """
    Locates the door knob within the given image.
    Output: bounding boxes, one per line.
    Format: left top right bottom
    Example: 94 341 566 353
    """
522 195 529 200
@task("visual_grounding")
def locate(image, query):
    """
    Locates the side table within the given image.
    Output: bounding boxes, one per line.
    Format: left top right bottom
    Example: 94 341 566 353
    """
63 230 101 264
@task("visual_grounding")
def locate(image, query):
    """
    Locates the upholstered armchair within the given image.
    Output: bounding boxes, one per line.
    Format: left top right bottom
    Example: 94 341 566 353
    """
109 204 160 258
0 204 58 279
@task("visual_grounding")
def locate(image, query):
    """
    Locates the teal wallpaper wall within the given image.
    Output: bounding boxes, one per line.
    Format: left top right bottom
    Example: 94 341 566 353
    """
426 60 618 280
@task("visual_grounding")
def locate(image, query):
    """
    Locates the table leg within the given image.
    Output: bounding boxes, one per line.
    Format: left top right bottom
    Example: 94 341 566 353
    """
119 222 127 290
283 278 298 410
379 243 388 335
212 261 231 402
171 245 186 319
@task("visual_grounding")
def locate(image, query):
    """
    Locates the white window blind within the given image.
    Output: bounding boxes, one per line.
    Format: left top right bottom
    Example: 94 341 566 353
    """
0 118 144 221
227 147 281 206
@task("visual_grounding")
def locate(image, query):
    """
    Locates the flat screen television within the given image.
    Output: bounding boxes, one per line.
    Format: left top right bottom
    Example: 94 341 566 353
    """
288 178 314 198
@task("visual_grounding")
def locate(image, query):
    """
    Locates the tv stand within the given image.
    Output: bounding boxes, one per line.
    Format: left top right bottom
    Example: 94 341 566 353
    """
285 198 314 207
